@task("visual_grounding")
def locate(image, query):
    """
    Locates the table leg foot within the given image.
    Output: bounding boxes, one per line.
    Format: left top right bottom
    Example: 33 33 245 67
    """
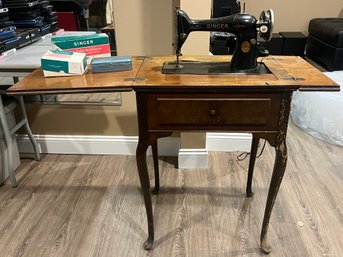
246 191 254 198
143 237 154 250
152 187 160 195
261 238 272 254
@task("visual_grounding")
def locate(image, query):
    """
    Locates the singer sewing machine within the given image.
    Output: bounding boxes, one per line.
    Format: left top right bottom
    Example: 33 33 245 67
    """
163 8 274 74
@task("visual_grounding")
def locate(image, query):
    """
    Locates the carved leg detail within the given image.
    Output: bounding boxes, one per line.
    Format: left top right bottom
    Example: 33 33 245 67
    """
246 136 259 197
151 141 160 194
136 141 154 250
260 139 287 254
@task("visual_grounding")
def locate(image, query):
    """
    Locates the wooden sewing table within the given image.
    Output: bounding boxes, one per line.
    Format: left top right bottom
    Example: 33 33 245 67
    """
7 56 339 253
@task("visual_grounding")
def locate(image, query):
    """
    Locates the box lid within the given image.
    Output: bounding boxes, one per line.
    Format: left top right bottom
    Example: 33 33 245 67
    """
51 33 109 49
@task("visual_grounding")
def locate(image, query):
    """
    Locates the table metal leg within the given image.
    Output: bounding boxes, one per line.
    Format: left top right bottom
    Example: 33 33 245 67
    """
17 96 40 161
246 135 259 197
0 97 16 187
136 139 154 250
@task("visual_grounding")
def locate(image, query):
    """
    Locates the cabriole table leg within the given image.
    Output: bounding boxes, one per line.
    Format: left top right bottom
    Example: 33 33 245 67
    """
136 140 154 250
260 92 291 253
260 139 287 253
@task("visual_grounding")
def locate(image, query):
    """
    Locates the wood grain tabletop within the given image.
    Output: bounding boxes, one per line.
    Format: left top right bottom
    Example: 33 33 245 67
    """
7 56 339 95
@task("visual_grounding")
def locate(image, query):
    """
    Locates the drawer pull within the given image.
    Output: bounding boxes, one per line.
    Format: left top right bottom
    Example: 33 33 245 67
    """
209 109 216 116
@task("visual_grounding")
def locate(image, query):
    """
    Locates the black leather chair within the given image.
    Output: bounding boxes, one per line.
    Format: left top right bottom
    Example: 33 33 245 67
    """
306 18 343 71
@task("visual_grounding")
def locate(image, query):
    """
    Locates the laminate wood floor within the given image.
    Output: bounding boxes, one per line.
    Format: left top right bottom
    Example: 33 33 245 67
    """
0 122 342 257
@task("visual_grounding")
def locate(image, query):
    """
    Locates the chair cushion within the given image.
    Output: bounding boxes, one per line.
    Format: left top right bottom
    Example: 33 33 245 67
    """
308 18 343 48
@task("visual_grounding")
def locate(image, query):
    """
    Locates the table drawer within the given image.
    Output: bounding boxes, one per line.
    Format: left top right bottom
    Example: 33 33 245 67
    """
147 93 282 131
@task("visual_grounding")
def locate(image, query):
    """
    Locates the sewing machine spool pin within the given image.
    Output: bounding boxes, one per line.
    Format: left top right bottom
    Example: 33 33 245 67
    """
175 52 183 69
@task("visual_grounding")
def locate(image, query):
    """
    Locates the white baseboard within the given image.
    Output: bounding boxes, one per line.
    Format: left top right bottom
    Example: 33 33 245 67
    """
17 133 251 169
177 133 251 169
16 135 180 156
178 148 208 169
206 132 252 152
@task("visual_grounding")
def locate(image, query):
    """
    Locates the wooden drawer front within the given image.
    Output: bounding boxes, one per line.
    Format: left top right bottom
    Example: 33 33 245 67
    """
147 94 281 131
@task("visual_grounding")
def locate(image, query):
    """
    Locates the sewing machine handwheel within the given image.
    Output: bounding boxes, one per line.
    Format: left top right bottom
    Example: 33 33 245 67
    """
259 9 274 41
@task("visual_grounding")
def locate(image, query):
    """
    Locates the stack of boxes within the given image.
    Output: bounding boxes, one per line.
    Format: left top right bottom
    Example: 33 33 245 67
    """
0 0 116 77
0 0 59 54
41 33 112 77
3 0 58 35
40 2 58 33
0 1 18 54
0 0 11 29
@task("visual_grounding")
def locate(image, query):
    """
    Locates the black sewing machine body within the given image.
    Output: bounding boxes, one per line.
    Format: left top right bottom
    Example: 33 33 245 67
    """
163 8 274 74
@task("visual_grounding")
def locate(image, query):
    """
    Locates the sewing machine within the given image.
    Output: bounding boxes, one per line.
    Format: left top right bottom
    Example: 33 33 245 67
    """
163 8 274 74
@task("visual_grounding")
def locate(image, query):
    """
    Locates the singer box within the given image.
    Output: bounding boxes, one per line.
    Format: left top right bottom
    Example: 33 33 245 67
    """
51 33 111 60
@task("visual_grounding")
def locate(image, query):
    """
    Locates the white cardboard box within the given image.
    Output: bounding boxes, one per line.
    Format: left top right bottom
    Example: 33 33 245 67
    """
41 50 87 77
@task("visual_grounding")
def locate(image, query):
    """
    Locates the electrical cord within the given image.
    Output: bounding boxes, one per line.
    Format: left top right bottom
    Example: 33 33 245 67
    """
236 139 267 161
